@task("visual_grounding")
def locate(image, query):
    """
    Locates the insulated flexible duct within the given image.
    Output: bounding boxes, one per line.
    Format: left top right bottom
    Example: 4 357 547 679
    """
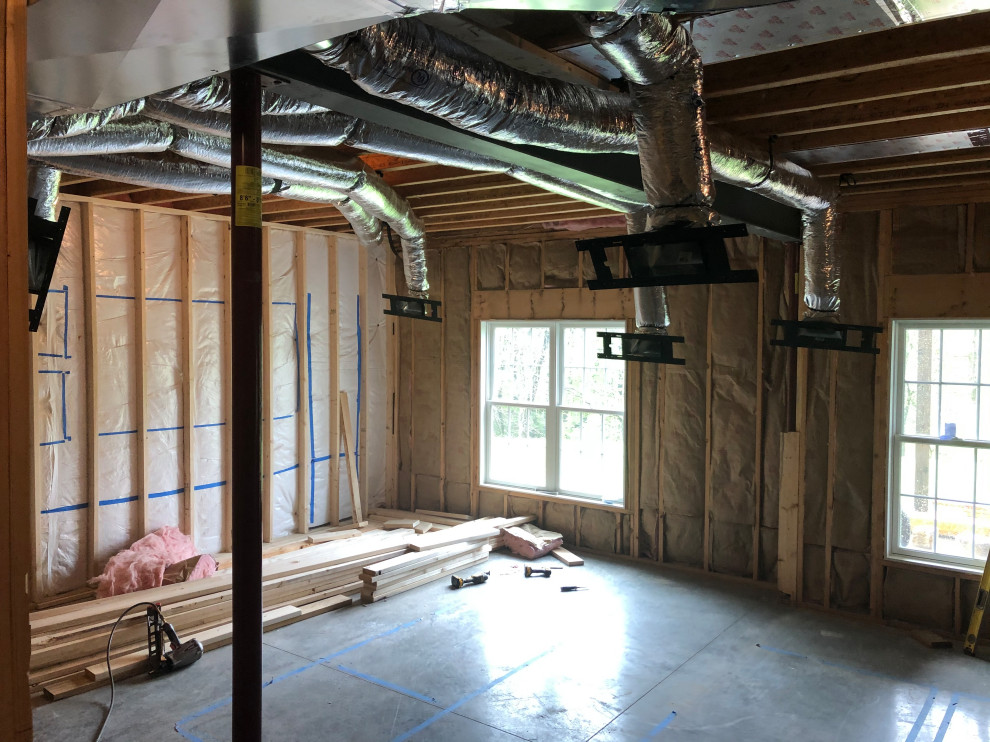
27 99 146 141
308 18 637 154
28 164 61 221
155 77 328 116
27 120 173 157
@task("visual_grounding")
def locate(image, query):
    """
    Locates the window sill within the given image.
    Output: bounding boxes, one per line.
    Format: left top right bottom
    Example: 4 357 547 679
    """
884 553 984 580
478 482 629 514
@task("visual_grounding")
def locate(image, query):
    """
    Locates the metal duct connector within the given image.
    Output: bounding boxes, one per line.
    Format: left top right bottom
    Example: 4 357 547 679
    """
709 129 840 316
28 165 61 221
27 120 173 157
308 19 637 154
27 99 146 141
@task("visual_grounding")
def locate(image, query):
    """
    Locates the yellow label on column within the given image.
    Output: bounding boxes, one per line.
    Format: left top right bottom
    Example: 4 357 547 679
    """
234 165 263 228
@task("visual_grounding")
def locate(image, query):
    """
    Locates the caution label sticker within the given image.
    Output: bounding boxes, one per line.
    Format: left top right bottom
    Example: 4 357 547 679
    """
234 165 263 228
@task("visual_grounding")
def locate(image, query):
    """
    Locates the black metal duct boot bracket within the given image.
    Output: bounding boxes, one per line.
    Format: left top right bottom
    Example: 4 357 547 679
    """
575 223 756 290
598 331 686 365
27 197 70 332
382 293 442 323
771 319 882 354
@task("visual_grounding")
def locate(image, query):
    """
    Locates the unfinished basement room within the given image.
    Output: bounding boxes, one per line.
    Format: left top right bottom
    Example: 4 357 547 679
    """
5 0 990 740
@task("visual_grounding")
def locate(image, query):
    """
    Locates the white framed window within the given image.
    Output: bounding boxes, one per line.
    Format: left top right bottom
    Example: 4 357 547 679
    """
889 320 990 570
480 320 625 505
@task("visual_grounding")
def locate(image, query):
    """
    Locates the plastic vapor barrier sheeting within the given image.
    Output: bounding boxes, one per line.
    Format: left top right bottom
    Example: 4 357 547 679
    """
32 202 370 596
269 229 300 539
337 237 360 521
35 205 88 596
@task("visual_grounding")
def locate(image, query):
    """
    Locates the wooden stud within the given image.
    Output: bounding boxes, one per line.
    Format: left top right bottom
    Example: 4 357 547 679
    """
81 203 99 573
133 211 148 538
966 202 976 273
294 233 309 535
261 228 273 543
469 247 481 518
439 250 447 512
753 239 766 580
328 236 340 526
576 507 583 549
339 391 363 523
409 294 417 514
358 241 369 519
778 432 802 598
657 363 666 563
179 215 195 539
704 285 714 572
824 352 839 609
796 345 809 603
870 210 894 619
385 245 399 510
221 222 234 552
626 317 641 559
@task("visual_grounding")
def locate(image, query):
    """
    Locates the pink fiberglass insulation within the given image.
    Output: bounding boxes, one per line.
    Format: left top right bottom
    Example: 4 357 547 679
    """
95 525 217 598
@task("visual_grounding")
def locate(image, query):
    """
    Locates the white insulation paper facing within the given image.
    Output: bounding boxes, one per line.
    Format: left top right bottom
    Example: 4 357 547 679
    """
190 217 227 553
94 206 139 564
34 203 88 595
269 229 300 539
364 239 388 509
337 237 360 521
304 235 332 527
143 212 183 534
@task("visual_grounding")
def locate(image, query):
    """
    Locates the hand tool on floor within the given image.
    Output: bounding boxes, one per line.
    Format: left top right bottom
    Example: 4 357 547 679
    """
146 604 204 675
965 549 990 655
560 585 588 592
450 571 490 589
524 566 558 578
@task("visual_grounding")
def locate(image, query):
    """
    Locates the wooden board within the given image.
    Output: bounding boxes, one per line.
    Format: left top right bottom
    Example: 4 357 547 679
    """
777 432 801 598
306 529 361 544
362 553 490 603
339 391 362 523
551 547 584 567
415 509 471 521
383 519 420 530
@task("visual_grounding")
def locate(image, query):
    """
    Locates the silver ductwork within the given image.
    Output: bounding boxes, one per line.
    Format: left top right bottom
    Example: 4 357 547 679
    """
27 99 146 141
27 120 173 157
308 19 637 154
155 77 328 116
28 165 61 221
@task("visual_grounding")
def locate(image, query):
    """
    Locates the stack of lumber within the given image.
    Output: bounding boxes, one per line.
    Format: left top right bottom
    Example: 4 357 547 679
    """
31 510 537 702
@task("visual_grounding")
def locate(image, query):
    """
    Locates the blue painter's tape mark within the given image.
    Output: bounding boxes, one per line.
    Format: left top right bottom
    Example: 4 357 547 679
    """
62 285 70 358
273 413 294 421
294 302 300 413
272 300 295 306
756 644 807 659
194 422 225 429
356 295 361 479
905 687 938 742
273 464 299 476
641 710 677 740
392 647 555 742
313 454 331 464
191 299 225 305
61 372 68 440
95 294 136 300
39 441 64 447
99 495 139 506
99 429 139 437
149 488 184 499
38 352 63 358
934 693 960 742
306 292 316 524
194 481 226 491
41 502 89 514
148 425 184 433
336 665 436 704
174 618 423 742
146 296 182 303
37 369 63 374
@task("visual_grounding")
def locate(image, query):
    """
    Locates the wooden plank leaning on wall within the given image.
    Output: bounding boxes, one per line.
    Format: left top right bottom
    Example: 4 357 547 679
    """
1 0 34 736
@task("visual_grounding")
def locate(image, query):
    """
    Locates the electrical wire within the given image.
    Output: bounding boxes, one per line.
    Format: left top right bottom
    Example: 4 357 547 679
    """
93 601 164 742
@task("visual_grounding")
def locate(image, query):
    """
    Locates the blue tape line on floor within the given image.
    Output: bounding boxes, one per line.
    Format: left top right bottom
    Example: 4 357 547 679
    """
934 693 960 742
391 647 555 742
905 687 938 742
174 618 423 742
641 710 677 740
336 665 436 704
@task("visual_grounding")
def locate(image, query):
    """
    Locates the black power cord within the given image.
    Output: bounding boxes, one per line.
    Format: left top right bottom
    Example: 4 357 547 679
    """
94 601 163 742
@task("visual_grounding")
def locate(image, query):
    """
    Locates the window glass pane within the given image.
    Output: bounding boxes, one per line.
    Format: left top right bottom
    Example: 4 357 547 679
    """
903 328 940 383
490 326 550 404
937 445 975 503
942 328 978 383
977 505 990 561
983 331 990 384
979 450 990 505
898 495 934 553
899 442 936 497
935 500 974 558
940 385 977 439
902 383 939 437
561 326 624 410
488 404 546 488
558 411 624 500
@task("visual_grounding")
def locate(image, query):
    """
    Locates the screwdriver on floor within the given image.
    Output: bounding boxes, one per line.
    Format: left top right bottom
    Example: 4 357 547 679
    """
560 585 588 592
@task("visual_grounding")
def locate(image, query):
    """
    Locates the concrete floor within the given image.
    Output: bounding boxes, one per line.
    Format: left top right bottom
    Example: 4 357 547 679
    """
33 551 990 742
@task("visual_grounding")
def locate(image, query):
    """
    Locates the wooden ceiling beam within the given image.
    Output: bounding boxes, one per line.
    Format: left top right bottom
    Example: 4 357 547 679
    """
382 164 499 188
422 202 607 226
836 161 990 187
776 109 990 152
840 172 990 196
809 147 990 177
426 208 615 233
704 10 990 96
708 53 990 124
841 185 990 212
396 173 517 199
62 180 149 198
728 85 990 138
